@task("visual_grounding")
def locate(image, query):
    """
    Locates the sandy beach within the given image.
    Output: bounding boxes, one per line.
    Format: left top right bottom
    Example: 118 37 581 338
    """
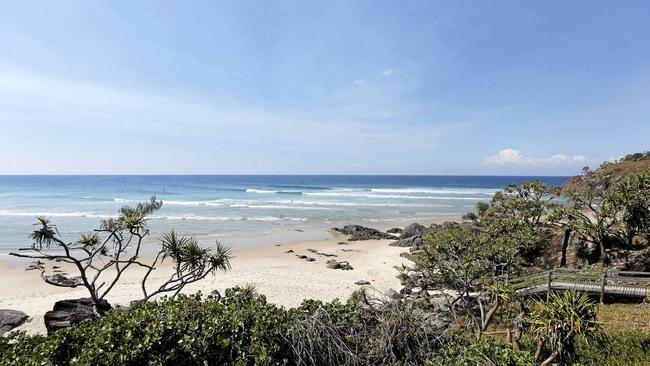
0 231 413 335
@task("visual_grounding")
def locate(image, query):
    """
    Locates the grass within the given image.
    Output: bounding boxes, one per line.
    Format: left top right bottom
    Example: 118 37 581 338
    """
598 303 650 334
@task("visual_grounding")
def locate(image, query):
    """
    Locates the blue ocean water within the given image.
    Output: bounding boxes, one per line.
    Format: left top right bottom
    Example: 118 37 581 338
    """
0 175 568 252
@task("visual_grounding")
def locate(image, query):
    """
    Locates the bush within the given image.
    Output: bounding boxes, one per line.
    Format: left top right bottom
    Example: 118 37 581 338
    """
0 288 292 366
573 331 650 366
430 334 535 366
288 296 445 365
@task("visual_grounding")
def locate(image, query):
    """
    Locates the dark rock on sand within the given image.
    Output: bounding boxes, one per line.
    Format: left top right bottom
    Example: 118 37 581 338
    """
387 227 403 234
326 259 353 270
0 309 29 335
400 223 428 239
44 298 111 335
390 235 425 248
333 225 394 241
385 288 402 300
355 280 371 285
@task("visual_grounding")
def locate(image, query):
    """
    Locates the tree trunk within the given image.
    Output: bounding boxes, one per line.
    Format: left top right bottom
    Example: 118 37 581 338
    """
599 239 609 265
534 338 544 361
560 229 571 267
540 351 558 366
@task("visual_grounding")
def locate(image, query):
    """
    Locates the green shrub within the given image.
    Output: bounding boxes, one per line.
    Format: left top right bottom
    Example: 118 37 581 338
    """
430 334 535 366
0 288 292 366
573 331 650 366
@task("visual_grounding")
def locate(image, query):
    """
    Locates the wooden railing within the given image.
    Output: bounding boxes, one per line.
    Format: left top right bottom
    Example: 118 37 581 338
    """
509 269 650 301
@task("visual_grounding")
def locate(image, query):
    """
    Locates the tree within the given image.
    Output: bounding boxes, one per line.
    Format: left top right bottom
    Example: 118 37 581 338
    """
560 184 619 264
529 291 601 366
10 197 232 311
606 172 650 247
415 227 497 336
464 181 561 267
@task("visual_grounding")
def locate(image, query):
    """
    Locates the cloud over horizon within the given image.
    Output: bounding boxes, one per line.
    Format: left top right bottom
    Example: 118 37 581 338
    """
484 148 588 166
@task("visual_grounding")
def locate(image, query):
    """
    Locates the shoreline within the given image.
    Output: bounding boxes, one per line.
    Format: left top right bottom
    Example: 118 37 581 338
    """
0 216 461 335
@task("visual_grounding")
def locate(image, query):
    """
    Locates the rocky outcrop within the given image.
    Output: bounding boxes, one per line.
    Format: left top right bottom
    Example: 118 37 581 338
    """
44 298 111 335
0 309 29 335
332 225 394 241
387 227 403 234
326 259 353 270
390 236 425 248
389 221 478 249
400 223 428 239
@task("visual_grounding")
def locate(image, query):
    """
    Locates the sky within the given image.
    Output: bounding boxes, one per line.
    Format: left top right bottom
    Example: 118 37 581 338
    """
1 1 649 175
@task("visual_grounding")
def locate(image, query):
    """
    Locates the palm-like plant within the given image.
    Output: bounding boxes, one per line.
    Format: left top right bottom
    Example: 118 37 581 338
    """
529 290 601 366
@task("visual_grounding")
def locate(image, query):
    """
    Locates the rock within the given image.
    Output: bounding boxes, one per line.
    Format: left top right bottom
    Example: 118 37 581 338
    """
400 252 417 261
355 280 371 285
401 223 428 239
390 235 425 248
332 225 395 241
326 259 353 270
306 257 316 262
0 309 29 335
296 254 308 259
337 241 349 245
308 248 337 257
285 249 294 253
385 288 402 300
44 298 111 335
387 227 403 234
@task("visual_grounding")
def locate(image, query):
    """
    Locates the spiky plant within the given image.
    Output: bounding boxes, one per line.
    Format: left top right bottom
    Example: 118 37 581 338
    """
529 290 601 366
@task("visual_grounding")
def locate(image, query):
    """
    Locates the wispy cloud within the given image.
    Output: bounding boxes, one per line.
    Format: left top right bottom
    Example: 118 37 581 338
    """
382 68 394 76
484 148 588 166
0 67 470 173
352 79 365 85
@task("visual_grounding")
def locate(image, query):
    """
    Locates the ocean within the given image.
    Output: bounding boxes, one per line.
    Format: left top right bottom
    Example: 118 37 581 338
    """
0 175 568 252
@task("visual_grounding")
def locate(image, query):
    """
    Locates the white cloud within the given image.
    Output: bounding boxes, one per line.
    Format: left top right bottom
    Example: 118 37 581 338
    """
484 148 588 166
352 79 365 85
382 68 394 76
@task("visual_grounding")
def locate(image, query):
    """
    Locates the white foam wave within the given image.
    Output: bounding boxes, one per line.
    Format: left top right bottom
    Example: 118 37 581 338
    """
303 192 484 200
246 188 278 194
0 210 113 218
370 188 497 195
164 200 226 207
155 215 306 222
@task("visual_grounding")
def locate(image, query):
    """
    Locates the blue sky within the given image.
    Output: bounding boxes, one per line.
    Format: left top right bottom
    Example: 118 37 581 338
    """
1 1 649 175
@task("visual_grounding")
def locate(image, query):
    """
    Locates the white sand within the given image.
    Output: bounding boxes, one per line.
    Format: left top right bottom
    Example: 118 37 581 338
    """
0 234 410 335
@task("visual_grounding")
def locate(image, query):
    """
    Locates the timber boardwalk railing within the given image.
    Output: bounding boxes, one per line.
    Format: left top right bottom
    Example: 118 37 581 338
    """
509 268 650 302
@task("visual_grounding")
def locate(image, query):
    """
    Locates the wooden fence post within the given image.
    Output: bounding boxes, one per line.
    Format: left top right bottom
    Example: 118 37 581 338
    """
600 272 607 303
546 271 553 301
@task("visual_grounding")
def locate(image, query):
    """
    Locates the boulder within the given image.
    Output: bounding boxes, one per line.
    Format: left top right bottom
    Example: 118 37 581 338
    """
390 235 425 248
0 309 29 335
326 259 353 270
355 280 371 285
401 223 428 239
385 288 402 300
44 298 111 335
387 227 403 234
332 225 394 241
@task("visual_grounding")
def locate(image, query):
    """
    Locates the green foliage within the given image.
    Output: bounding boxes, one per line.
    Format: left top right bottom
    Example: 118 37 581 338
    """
0 288 292 366
606 171 650 246
573 331 650 366
530 291 601 365
467 180 560 266
431 334 535 366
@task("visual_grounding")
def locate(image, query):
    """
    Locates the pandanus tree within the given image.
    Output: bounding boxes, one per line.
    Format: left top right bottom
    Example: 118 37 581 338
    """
529 291 601 366
10 197 232 312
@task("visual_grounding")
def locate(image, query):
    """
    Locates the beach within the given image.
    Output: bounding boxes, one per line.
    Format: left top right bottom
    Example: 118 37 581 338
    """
0 231 413 335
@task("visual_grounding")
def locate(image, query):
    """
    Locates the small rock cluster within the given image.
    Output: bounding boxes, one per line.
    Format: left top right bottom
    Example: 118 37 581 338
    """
326 259 353 270
0 309 29 335
332 225 395 241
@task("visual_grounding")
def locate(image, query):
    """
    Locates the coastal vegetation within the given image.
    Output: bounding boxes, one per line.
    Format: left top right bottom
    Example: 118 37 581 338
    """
1 153 649 365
